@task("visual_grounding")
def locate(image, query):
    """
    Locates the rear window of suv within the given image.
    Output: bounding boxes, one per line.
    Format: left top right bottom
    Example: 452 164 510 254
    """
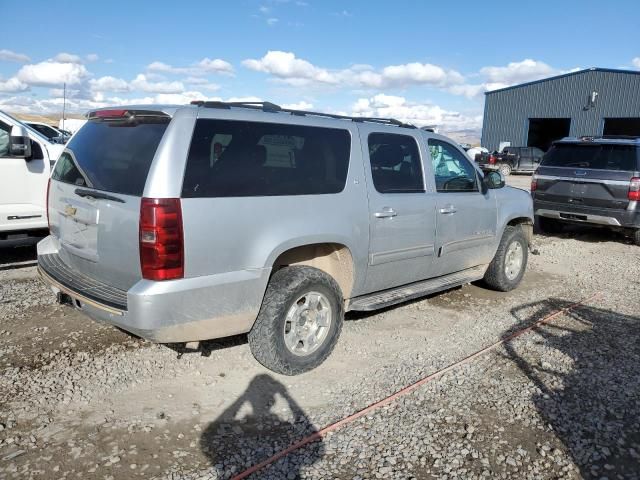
542 143 638 171
52 118 169 196
181 119 351 197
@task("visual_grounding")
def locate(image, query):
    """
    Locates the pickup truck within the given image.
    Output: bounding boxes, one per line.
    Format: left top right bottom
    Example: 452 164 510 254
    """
476 146 544 176
0 110 65 241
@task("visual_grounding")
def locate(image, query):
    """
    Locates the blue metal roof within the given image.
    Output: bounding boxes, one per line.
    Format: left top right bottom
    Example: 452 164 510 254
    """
484 67 640 95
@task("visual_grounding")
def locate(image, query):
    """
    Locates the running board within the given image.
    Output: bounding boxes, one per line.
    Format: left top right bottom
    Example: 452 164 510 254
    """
348 265 487 312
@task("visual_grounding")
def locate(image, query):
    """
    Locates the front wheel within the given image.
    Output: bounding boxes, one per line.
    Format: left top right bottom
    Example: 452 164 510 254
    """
483 225 528 292
248 266 344 375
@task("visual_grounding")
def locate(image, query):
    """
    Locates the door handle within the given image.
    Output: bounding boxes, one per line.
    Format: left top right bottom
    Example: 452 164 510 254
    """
374 207 397 218
439 205 457 214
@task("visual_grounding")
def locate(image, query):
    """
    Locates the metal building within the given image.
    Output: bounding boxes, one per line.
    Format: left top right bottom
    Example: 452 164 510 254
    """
481 68 640 152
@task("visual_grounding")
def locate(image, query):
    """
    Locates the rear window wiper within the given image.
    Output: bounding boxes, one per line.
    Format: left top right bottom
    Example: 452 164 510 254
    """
74 188 125 203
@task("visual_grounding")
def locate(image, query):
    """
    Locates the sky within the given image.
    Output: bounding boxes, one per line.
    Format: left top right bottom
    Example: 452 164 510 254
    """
1 0 639 137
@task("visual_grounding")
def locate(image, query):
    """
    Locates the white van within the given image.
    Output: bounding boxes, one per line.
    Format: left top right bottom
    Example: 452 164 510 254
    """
0 110 65 240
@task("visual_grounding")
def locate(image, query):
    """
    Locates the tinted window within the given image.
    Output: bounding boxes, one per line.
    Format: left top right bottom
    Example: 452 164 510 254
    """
0 121 9 157
182 120 350 197
542 143 638 171
367 133 424 194
428 139 478 192
52 119 169 196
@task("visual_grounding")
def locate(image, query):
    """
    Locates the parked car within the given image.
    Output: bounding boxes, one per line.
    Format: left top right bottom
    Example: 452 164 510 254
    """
532 136 640 245
0 110 65 241
26 122 70 144
37 102 534 374
476 146 544 176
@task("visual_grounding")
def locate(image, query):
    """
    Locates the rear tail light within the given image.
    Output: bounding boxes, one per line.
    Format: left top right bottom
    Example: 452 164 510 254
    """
139 198 184 281
629 177 640 201
488 154 497 165
46 178 51 232
531 174 538 192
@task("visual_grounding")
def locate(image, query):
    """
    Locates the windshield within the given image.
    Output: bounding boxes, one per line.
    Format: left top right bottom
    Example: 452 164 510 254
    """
52 118 169 196
542 143 638 171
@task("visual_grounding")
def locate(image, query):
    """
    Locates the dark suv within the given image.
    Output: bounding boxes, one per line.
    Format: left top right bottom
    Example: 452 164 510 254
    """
532 136 640 245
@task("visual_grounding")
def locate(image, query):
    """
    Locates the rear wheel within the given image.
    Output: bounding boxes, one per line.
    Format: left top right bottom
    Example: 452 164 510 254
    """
483 225 528 292
498 163 512 176
536 215 564 235
248 266 343 375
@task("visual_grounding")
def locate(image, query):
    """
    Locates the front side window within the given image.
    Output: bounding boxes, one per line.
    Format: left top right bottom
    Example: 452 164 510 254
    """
428 139 478 192
0 121 9 157
367 132 424 194
182 120 351 197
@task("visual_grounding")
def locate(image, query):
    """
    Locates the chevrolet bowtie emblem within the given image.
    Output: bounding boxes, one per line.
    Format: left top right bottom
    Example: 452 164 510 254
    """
64 205 77 216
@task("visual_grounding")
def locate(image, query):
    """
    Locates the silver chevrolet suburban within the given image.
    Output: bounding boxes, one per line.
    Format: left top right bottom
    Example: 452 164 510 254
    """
37 102 533 375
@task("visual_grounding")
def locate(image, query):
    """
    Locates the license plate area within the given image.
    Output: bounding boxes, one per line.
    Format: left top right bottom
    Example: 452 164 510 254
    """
559 213 588 221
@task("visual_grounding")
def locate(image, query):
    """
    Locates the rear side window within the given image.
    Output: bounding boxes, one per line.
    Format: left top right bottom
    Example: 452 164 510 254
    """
367 133 424 193
182 120 351 197
542 143 639 171
52 119 169 196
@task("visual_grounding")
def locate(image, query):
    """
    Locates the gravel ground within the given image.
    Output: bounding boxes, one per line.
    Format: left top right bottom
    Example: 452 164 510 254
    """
0 217 638 479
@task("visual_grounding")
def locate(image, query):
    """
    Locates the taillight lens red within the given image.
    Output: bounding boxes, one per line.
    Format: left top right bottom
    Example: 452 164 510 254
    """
531 174 538 192
489 155 496 164
139 198 184 281
46 178 51 232
629 177 640 201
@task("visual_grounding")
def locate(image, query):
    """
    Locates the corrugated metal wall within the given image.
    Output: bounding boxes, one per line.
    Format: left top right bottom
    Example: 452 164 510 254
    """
481 69 640 151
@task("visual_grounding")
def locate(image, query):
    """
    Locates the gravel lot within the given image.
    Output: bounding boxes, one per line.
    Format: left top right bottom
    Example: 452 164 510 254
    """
1 185 638 479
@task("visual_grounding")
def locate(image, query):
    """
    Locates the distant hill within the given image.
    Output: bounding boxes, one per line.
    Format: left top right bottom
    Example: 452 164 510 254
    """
11 112 84 127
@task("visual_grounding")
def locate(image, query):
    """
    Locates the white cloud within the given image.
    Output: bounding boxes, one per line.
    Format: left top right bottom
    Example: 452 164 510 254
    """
86 53 99 62
147 58 234 76
0 77 29 93
242 51 464 89
243 51 337 85
282 101 314 110
479 59 557 85
53 52 83 64
350 94 482 132
632 57 640 69
0 49 30 63
17 61 89 86
89 76 131 93
266 17 279 26
130 74 184 94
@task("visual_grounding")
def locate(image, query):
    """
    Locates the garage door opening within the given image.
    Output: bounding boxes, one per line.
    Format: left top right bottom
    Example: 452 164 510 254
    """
603 118 640 136
527 118 571 151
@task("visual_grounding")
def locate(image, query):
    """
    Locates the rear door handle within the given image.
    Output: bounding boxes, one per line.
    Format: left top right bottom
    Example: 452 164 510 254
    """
439 205 457 215
374 207 397 218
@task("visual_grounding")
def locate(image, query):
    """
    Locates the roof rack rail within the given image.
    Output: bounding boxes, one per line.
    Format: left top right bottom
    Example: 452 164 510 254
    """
190 100 416 129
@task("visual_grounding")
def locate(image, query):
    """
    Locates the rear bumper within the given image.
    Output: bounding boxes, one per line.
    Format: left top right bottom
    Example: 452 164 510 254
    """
37 236 270 342
533 199 640 228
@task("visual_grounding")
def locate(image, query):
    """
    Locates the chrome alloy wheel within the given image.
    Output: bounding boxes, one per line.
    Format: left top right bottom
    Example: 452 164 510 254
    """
504 240 524 281
283 291 332 356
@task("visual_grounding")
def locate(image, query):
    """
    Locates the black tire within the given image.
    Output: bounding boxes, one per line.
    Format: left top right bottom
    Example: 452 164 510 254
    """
248 266 344 375
483 225 528 292
498 163 512 176
633 229 640 246
536 215 564 235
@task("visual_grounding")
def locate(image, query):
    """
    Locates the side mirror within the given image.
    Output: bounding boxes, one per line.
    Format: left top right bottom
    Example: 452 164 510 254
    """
483 170 505 190
9 125 32 159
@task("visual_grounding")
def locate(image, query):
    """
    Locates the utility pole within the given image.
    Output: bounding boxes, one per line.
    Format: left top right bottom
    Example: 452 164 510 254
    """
62 83 66 133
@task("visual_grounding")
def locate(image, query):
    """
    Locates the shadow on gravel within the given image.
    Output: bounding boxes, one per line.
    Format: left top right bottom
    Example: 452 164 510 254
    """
505 299 640 479
200 374 324 478
166 334 249 358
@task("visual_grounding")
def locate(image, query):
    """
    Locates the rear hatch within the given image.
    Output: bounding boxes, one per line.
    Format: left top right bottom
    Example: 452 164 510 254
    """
534 142 639 210
48 109 171 291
